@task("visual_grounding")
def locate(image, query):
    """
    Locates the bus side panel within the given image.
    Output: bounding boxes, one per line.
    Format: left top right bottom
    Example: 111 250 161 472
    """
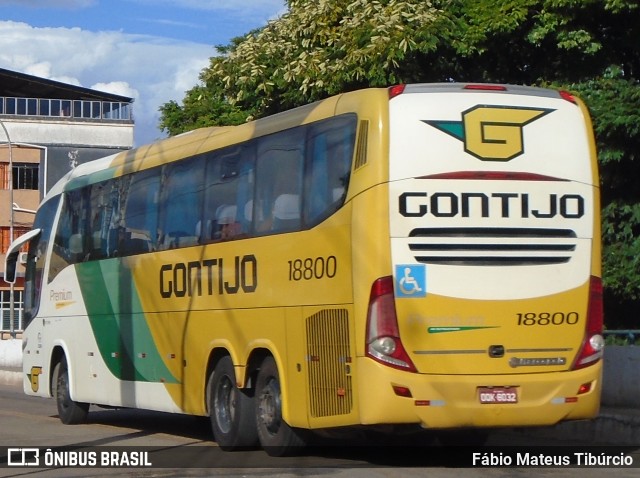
22 263 183 414
174 215 354 423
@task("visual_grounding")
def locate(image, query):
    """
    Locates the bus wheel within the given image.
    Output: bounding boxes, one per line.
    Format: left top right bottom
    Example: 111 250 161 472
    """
209 356 258 450
255 356 306 456
52 357 89 425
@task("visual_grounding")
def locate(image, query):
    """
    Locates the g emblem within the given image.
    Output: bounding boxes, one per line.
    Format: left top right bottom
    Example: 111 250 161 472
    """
424 105 554 161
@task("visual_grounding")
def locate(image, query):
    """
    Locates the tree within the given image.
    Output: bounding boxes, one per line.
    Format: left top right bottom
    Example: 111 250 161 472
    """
567 69 640 325
160 0 640 323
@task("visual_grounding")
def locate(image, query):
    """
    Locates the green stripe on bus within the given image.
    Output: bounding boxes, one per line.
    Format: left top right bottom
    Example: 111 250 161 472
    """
76 260 178 384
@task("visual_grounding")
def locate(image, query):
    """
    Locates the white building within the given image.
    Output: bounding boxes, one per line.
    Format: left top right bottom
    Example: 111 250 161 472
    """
0 67 134 335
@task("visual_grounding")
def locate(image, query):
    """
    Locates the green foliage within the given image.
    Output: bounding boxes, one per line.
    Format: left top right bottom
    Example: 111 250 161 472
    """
604 332 640 346
158 83 254 136
204 0 451 114
561 68 640 308
602 203 640 300
159 0 640 320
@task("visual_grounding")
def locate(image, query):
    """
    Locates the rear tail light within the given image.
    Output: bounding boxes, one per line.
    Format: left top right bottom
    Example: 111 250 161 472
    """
572 276 605 370
559 90 578 104
366 277 417 372
419 171 565 181
388 84 406 99
463 84 507 91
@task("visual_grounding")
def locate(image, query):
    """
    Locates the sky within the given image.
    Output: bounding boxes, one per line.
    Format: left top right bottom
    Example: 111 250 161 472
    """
0 0 287 146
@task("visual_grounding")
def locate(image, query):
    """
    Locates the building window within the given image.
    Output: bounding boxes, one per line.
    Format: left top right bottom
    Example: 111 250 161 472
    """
1 96 131 121
0 226 30 254
39 99 50 116
0 163 6 189
16 98 38 115
12 163 39 190
1 289 23 333
5 98 15 115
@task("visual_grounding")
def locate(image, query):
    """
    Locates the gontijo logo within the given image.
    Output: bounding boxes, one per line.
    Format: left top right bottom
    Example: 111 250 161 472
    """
424 105 554 161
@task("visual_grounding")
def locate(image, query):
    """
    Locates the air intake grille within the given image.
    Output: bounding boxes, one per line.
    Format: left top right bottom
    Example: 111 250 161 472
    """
408 227 577 266
353 120 369 170
306 309 353 418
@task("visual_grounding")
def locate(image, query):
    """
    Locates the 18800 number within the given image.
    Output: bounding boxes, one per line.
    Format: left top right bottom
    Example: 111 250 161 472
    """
288 256 337 281
516 312 579 326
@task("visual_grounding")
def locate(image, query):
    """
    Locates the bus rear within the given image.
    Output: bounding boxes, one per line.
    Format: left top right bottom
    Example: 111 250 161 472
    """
359 84 602 430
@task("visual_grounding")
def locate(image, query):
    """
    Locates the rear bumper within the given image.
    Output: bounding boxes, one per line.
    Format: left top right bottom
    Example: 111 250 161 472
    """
356 357 602 429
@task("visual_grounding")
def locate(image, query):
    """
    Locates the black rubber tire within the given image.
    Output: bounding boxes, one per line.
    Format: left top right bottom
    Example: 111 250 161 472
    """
52 357 89 425
254 356 306 456
209 356 258 450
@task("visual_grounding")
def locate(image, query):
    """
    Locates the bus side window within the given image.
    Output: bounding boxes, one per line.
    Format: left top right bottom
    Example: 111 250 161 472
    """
86 180 118 260
157 156 204 250
255 130 304 234
25 195 60 304
120 169 160 255
304 114 356 226
203 145 254 242
52 189 90 271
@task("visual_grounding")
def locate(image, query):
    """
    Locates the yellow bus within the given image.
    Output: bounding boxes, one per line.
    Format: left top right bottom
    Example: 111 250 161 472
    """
5 83 603 455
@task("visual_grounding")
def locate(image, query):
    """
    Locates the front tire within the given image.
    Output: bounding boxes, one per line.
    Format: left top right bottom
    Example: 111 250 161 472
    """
52 357 89 425
209 356 258 450
255 356 306 456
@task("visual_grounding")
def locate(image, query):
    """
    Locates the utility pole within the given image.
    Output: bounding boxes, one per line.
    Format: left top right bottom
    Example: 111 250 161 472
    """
0 119 15 338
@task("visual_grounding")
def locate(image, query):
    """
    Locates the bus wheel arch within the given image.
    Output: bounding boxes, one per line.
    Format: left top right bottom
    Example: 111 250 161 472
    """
50 349 89 425
49 346 65 397
206 350 258 450
244 348 271 391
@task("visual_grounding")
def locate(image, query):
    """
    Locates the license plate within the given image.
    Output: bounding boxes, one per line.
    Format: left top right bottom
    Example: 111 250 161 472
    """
478 387 518 404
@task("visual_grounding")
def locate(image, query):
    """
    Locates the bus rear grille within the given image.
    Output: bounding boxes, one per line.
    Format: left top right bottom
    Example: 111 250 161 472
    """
408 227 577 266
305 309 353 418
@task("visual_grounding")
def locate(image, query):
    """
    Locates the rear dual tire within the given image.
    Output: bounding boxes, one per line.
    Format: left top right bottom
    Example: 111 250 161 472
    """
209 356 258 450
209 355 306 455
254 356 307 456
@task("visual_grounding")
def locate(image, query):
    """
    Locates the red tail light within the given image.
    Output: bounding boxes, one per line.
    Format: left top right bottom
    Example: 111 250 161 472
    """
572 276 605 370
463 84 507 91
388 84 406 99
420 171 565 181
559 90 578 104
366 277 417 372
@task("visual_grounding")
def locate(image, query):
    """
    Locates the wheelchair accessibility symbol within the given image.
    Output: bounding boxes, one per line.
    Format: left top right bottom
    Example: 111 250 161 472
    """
395 264 427 298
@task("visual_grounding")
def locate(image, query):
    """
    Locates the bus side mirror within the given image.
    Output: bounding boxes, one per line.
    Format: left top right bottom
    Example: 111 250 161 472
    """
4 249 18 284
3 228 42 284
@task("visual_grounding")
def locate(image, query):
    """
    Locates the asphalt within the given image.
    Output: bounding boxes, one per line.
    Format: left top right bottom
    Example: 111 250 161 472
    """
516 406 640 446
1 366 637 446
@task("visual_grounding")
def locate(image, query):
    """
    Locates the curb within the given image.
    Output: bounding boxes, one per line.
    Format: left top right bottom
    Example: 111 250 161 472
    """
514 408 640 445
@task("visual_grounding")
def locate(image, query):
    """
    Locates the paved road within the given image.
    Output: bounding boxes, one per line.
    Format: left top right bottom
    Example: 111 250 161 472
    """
0 371 638 477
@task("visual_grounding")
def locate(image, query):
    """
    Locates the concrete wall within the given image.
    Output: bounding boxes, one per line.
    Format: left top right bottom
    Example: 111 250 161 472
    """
602 346 640 408
7 118 133 149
